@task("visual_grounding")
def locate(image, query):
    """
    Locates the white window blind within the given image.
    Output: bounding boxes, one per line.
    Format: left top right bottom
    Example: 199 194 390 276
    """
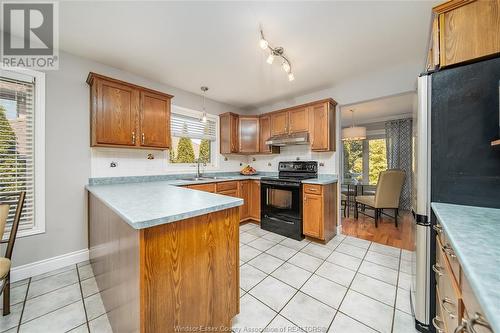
171 112 216 141
0 74 35 232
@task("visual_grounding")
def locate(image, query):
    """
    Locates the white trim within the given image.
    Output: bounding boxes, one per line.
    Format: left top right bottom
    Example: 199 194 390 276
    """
0 67 46 238
10 248 89 282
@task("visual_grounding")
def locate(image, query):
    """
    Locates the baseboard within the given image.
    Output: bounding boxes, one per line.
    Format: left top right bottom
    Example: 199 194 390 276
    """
337 225 342 234
11 248 89 282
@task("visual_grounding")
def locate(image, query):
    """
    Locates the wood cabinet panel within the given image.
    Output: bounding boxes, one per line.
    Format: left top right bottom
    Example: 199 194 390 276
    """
288 107 309 133
220 113 239 154
249 180 261 221
310 102 331 151
303 193 322 238
95 79 139 146
187 183 216 193
304 184 322 195
270 112 288 136
216 181 238 192
238 181 250 221
140 91 171 148
239 117 259 153
259 116 279 154
439 0 500 67
218 189 238 197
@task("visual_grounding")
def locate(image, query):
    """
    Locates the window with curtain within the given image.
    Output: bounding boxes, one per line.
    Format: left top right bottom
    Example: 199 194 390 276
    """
169 110 217 164
0 69 45 236
343 137 387 185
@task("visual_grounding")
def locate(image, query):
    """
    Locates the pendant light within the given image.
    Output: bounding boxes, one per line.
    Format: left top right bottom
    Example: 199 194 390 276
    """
342 109 366 141
200 86 208 123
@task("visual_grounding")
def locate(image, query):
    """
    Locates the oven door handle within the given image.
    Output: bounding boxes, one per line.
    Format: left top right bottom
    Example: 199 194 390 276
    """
264 215 295 225
261 181 300 188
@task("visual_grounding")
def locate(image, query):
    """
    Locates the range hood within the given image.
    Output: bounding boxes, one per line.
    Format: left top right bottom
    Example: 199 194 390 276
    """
265 132 309 146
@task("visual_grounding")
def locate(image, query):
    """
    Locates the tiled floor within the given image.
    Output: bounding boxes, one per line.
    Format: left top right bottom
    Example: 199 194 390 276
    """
236 222 418 333
0 223 417 333
0 261 111 333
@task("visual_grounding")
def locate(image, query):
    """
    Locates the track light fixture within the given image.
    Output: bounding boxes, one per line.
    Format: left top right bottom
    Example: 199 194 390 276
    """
259 28 294 82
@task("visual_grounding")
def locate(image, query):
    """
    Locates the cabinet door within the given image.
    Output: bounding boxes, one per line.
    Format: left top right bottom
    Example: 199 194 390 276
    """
439 0 500 67
187 183 216 193
238 181 250 221
95 79 139 146
303 193 323 239
239 117 259 153
288 107 309 133
249 181 261 221
220 113 239 154
140 91 171 149
270 112 288 136
310 103 331 151
259 116 279 154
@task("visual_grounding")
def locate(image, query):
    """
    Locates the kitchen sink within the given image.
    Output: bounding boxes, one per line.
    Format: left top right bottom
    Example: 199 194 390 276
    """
180 176 232 181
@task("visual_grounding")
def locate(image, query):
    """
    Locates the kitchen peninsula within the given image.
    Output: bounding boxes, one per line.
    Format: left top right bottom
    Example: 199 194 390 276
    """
86 181 243 332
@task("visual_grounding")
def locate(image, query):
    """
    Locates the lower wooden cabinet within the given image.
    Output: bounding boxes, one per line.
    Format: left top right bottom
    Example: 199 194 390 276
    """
302 183 337 242
187 183 216 193
238 180 250 221
249 180 261 221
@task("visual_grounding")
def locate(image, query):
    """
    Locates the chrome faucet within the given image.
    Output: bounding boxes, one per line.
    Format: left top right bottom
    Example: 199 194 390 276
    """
196 158 203 178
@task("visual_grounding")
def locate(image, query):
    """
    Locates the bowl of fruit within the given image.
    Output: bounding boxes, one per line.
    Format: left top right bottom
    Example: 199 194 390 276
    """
240 165 257 176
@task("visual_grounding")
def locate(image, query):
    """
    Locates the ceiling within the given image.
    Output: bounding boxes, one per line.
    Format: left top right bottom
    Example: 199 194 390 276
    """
340 92 416 126
58 1 436 108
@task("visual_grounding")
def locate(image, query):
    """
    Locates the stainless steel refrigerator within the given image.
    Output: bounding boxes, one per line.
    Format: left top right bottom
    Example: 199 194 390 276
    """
411 57 500 333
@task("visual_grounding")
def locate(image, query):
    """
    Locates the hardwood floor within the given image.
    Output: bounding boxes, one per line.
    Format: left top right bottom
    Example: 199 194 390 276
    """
341 209 415 251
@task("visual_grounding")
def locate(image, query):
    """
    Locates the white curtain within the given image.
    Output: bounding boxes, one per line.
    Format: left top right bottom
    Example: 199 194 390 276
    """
385 119 412 210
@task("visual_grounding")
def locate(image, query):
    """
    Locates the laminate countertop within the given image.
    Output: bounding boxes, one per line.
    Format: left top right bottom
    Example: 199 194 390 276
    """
431 202 500 332
86 181 243 230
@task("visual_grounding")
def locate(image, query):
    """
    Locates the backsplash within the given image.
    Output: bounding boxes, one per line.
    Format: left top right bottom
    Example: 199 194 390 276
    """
90 147 248 178
249 145 337 174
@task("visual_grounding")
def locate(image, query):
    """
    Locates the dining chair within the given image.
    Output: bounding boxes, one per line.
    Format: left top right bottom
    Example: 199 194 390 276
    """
0 192 26 316
341 193 348 218
354 170 405 227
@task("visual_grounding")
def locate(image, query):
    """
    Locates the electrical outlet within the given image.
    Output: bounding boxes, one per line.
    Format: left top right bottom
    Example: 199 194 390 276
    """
319 162 325 167
110 161 117 168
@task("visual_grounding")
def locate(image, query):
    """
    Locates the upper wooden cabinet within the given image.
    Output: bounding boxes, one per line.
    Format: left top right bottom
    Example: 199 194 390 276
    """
239 117 260 153
288 107 309 133
427 0 500 69
220 113 239 154
310 100 336 151
87 72 173 150
270 111 289 136
259 116 280 154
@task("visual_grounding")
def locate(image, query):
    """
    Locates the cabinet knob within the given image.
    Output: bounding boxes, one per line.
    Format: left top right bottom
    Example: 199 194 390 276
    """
469 313 492 333
132 132 136 145
441 298 456 319
432 264 443 277
432 317 445 333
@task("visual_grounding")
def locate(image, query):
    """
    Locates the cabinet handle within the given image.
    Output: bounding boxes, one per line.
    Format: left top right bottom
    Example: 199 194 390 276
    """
433 224 443 234
442 298 457 319
141 133 145 145
132 131 136 144
454 318 468 333
443 244 457 259
432 264 443 277
469 313 492 333
432 317 445 333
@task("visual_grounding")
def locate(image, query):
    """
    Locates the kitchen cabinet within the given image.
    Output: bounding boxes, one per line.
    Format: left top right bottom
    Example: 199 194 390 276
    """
220 113 239 154
249 180 261 221
87 72 173 150
302 183 337 242
270 111 288 136
428 0 500 69
187 183 216 193
239 117 260 153
310 101 336 151
259 116 280 154
288 107 309 133
238 180 250 221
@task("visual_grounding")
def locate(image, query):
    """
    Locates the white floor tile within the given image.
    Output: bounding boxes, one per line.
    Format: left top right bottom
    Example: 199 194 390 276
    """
240 264 267 291
300 243 333 260
400 259 412 274
232 294 276 333
265 244 298 261
247 238 276 251
350 274 396 306
22 283 81 323
27 269 79 299
84 293 106 321
19 300 86 333
68 324 89 332
364 251 400 270
281 292 336 333
240 223 258 232
81 277 99 298
271 263 312 289
265 315 304 333
326 251 362 271
280 238 310 251
393 309 418 333
342 236 371 249
301 275 347 309
398 271 412 291
335 243 367 259
248 253 284 274
357 260 399 286
369 243 401 258
0 283 28 310
246 228 270 238
288 252 323 272
77 264 94 281
240 232 259 244
316 262 356 287
328 312 377 333
396 288 412 314
249 276 296 311
31 265 75 282
88 313 112 333
240 244 262 262
262 232 286 243
0 303 23 332
340 290 393 333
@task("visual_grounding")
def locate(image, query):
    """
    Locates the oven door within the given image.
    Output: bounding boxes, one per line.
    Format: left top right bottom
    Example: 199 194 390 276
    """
260 180 303 240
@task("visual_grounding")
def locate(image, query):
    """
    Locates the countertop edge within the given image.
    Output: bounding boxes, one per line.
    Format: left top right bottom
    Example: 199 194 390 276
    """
431 202 500 332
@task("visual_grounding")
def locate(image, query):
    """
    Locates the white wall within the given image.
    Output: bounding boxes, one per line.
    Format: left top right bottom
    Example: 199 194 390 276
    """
7 51 246 268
